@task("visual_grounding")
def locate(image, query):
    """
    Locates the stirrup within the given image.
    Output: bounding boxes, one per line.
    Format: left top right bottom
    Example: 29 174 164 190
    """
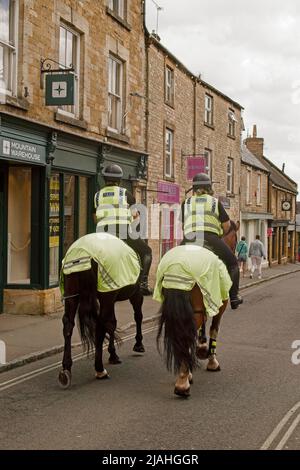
140 283 153 296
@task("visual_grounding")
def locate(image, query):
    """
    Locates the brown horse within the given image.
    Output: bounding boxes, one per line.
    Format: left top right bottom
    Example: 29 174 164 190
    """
156 221 239 397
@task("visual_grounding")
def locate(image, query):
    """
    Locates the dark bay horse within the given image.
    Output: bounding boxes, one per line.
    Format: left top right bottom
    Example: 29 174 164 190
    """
58 233 145 389
156 221 239 397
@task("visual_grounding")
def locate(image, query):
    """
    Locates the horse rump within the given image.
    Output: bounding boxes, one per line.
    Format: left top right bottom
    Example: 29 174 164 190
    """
156 288 198 374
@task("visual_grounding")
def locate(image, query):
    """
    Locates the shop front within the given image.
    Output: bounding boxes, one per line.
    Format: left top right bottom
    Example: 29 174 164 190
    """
0 115 147 314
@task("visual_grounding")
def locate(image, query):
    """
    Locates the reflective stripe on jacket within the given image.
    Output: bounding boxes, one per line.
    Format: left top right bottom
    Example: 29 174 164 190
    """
183 194 223 236
95 186 131 226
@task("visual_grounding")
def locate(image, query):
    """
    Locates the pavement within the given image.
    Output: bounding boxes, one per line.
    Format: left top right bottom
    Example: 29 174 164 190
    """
1 261 300 372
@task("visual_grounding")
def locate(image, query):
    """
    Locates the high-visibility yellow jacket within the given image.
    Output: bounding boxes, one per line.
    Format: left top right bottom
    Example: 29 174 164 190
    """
94 186 132 227
153 244 232 317
183 194 223 237
60 233 140 294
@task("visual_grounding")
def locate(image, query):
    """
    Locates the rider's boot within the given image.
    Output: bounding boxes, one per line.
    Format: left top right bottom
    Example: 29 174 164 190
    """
140 253 153 296
229 265 243 310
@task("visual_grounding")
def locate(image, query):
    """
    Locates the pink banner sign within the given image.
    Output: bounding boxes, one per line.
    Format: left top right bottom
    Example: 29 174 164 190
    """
187 156 208 181
157 181 180 204
267 228 273 237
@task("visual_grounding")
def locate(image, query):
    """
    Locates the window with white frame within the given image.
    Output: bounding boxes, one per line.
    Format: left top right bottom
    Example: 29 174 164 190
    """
246 169 251 204
165 66 174 106
204 94 213 126
165 128 174 178
228 109 236 137
226 158 233 193
256 173 261 205
0 0 18 96
108 0 125 19
108 55 123 133
204 149 212 176
59 24 80 117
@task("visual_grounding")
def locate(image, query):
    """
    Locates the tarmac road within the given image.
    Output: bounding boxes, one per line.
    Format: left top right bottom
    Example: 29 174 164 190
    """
1 272 300 450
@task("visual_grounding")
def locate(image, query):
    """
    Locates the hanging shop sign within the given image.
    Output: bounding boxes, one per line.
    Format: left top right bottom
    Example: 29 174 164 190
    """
186 155 208 181
157 181 180 204
45 73 75 106
0 137 46 164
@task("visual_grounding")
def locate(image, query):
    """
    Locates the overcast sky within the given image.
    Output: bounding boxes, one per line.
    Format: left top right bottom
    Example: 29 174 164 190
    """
145 0 300 195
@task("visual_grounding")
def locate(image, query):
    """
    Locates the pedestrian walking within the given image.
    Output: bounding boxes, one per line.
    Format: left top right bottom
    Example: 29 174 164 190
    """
236 236 248 277
248 235 266 279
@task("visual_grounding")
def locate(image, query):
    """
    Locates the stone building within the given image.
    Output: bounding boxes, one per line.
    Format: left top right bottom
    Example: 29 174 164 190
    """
240 144 271 267
0 0 148 314
145 34 243 280
244 126 298 265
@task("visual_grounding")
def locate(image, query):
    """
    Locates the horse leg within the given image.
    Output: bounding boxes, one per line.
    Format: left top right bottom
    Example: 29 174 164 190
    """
174 363 191 397
108 319 122 365
190 285 208 360
58 295 78 389
207 300 228 372
130 289 145 353
94 315 109 380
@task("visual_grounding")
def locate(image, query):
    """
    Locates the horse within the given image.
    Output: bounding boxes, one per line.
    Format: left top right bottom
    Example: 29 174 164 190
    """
58 232 145 389
156 221 239 397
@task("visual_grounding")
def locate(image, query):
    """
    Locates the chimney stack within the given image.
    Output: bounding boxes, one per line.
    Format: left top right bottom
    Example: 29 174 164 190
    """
244 124 264 159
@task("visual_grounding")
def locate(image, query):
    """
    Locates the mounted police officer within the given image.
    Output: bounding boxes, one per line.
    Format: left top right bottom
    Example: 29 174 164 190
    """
182 173 243 309
94 163 152 296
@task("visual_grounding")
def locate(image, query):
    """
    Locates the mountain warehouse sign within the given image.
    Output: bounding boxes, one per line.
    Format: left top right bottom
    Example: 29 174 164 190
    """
0 137 46 165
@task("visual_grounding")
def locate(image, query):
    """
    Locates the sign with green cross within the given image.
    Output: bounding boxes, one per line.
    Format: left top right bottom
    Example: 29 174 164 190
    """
45 73 75 106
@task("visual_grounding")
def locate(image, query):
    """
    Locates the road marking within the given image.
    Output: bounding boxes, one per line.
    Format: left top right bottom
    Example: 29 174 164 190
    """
0 325 157 393
261 401 300 450
275 413 300 450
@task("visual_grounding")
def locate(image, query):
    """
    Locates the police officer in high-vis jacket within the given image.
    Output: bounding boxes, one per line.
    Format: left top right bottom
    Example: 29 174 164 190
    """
182 173 243 309
94 163 152 296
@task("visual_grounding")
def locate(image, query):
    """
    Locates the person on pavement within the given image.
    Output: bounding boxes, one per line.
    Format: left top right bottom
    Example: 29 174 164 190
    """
248 235 266 280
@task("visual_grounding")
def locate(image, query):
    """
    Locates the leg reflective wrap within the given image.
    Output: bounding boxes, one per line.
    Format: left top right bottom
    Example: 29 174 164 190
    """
208 338 217 356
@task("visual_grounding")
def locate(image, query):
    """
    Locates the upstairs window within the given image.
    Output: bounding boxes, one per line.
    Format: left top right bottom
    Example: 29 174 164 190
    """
204 94 213 126
165 66 174 106
59 25 80 117
228 109 236 137
246 169 251 204
108 55 123 133
226 158 233 194
256 174 261 205
108 0 125 19
165 128 174 178
0 0 18 96
204 149 212 176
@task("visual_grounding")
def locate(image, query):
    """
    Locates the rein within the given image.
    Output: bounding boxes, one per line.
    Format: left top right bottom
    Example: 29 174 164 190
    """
62 293 80 300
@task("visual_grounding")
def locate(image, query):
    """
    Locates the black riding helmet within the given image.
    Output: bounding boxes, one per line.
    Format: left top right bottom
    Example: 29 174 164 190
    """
102 163 123 183
192 173 212 190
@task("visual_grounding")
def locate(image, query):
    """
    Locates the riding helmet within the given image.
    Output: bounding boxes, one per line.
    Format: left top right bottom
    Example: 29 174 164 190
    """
192 173 212 189
102 163 123 182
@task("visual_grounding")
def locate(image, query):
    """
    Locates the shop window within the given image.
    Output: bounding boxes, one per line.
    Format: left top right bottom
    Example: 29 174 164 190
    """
272 230 277 261
161 207 176 257
63 174 76 256
49 174 60 286
78 176 88 237
281 228 286 257
7 166 31 284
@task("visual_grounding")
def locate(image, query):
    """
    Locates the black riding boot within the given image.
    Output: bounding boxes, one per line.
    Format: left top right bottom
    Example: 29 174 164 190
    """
229 265 243 310
140 253 153 296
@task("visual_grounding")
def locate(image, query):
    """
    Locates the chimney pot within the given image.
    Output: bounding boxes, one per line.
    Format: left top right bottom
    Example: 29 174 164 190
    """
253 125 257 138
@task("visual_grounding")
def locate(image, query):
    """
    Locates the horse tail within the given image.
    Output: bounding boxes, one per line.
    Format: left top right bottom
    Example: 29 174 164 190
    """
156 288 198 374
77 267 98 354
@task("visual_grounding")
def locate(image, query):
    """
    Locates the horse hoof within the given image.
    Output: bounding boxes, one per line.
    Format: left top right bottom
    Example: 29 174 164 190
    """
207 365 221 372
174 386 190 398
109 356 122 365
196 344 209 360
58 370 72 389
95 369 110 380
133 343 145 353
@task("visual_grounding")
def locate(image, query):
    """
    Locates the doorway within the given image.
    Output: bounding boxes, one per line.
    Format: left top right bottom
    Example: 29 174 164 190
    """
0 165 7 313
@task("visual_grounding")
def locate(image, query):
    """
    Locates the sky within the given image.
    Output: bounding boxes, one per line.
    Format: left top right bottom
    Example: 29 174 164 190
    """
145 0 300 195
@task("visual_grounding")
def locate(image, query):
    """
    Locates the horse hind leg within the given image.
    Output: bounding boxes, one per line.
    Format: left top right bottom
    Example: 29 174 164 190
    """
58 294 78 389
130 289 145 353
174 364 192 398
108 319 122 365
206 301 228 372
